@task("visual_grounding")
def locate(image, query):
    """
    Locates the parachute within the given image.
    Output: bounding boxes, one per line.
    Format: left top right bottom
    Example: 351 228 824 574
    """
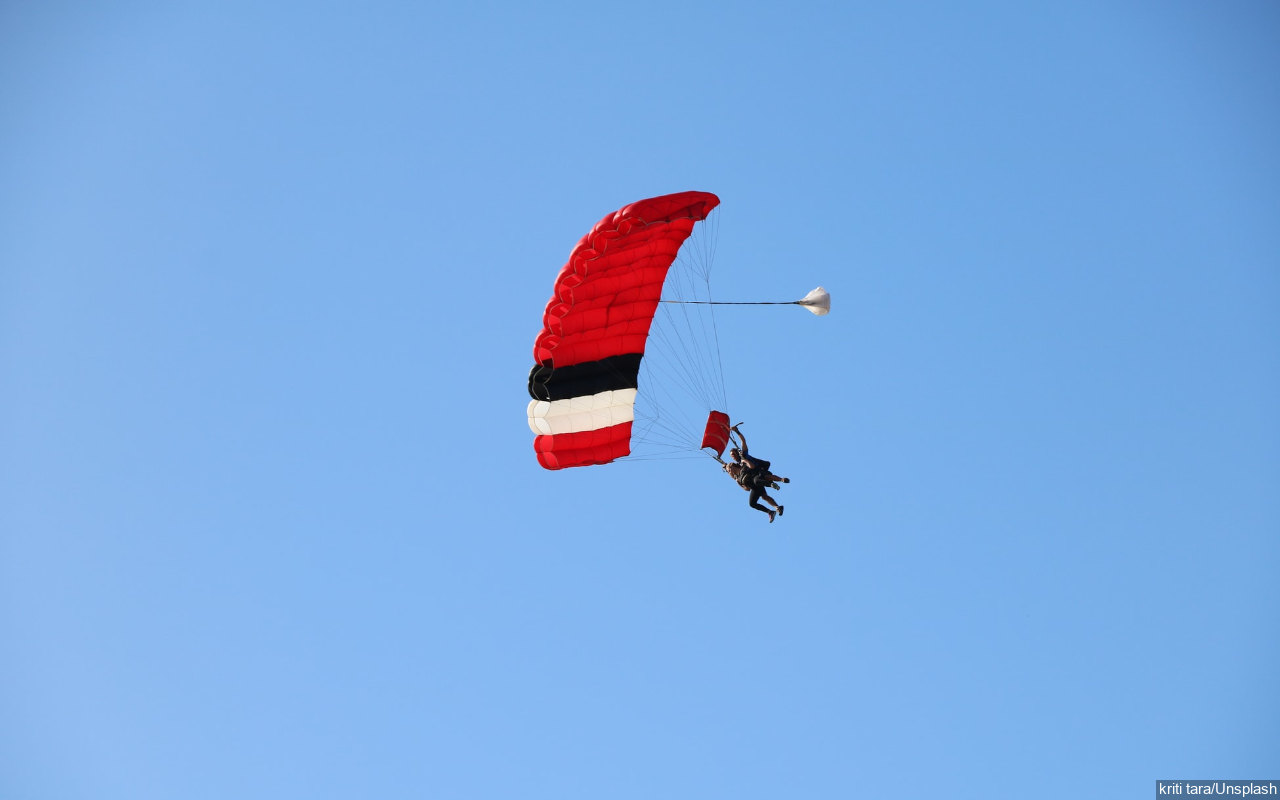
527 191 828 470
527 191 721 469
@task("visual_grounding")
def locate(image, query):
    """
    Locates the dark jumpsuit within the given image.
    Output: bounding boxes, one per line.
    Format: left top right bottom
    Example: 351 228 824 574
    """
735 450 775 513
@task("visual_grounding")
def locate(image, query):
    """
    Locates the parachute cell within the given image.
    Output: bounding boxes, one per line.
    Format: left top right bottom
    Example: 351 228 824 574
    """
527 191 721 469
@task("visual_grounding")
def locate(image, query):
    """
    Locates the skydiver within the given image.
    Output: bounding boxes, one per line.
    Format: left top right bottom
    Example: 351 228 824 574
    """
728 423 790 489
723 460 784 522
721 423 790 522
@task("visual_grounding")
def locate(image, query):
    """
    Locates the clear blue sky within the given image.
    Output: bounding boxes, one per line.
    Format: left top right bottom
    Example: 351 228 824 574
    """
3 2 1277 798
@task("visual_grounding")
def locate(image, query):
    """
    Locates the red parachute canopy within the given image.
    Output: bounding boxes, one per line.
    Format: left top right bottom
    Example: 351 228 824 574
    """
527 191 721 469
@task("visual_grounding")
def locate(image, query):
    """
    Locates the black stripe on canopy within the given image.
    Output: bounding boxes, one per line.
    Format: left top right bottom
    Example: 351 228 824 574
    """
528 354 643 402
